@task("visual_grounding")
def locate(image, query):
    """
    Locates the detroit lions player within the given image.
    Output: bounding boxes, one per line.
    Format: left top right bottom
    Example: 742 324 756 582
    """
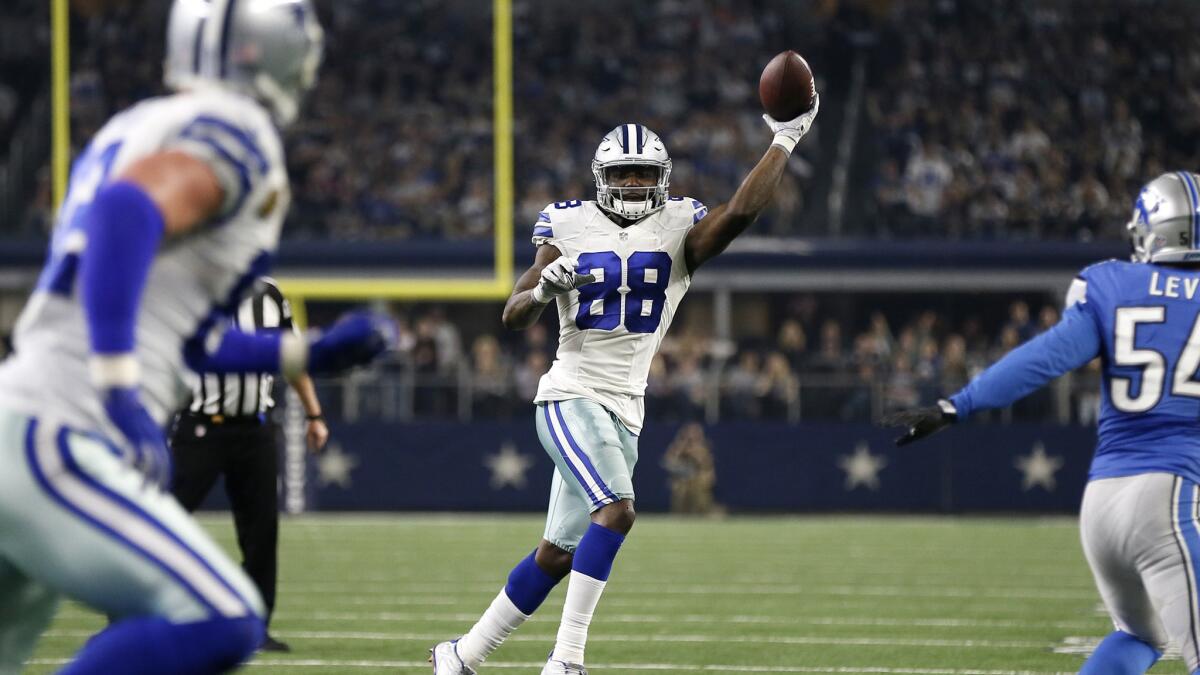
0 2 392 673
432 102 819 674
886 172 1200 674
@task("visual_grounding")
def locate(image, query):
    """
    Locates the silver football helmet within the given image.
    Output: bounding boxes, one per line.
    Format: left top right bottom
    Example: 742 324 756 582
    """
1127 172 1200 263
592 124 672 220
164 0 324 126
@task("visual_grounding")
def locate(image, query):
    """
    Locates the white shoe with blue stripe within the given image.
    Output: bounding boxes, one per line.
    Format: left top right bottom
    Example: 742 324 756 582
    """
429 639 476 675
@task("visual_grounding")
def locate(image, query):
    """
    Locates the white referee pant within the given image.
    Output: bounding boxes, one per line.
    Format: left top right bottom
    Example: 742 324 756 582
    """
1081 472 1200 669
0 407 263 672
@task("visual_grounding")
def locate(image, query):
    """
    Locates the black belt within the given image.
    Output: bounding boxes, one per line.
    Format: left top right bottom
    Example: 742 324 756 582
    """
180 411 266 427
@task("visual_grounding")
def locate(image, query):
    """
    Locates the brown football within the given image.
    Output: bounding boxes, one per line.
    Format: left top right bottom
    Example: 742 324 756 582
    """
759 50 816 121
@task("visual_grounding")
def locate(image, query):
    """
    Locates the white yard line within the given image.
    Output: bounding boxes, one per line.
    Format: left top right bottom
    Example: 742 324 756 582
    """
45 609 1103 631
261 582 1097 601
41 629 1053 649
24 657 1075 674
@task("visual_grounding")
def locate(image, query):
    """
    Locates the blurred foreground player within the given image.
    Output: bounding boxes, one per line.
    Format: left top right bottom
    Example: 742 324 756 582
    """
172 277 328 653
886 172 1200 675
0 1 394 673
431 103 819 673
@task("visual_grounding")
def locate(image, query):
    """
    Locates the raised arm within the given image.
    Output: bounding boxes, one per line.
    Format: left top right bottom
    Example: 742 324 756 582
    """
683 96 819 274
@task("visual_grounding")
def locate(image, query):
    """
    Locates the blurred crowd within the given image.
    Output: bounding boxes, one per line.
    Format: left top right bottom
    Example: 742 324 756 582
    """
16 0 825 239
867 0 1200 241
362 295 1085 424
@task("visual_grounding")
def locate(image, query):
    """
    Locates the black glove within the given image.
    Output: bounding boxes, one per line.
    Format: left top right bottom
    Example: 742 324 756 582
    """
881 399 958 446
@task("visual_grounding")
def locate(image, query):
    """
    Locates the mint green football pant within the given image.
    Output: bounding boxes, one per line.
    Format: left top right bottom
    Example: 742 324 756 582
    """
535 399 638 552
0 407 263 673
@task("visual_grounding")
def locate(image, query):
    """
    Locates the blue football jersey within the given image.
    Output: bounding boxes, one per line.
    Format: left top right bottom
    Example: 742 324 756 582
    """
949 259 1200 483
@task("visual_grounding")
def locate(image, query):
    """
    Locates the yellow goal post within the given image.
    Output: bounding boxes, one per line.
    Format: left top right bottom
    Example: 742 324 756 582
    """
52 0 516 329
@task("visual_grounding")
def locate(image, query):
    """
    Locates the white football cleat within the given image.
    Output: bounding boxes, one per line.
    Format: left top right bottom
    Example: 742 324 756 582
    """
429 639 476 675
541 657 588 675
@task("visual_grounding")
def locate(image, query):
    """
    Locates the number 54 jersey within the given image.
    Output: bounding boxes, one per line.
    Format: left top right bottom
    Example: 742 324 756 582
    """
1073 260 1200 483
532 197 707 434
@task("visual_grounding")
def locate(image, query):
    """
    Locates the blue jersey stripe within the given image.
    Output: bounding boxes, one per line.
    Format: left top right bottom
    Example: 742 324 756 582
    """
533 225 553 238
185 116 268 173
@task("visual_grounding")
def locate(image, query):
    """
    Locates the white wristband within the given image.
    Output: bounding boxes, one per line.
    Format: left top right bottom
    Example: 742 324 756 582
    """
771 132 799 156
89 354 140 389
530 284 552 305
280 333 310 379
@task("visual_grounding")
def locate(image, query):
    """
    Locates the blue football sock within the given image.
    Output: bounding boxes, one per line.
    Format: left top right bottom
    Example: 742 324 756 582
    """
503 551 560 615
1080 630 1161 675
572 522 625 581
60 615 263 675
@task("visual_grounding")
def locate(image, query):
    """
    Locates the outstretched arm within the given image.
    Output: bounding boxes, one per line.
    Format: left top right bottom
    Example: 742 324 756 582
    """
684 97 819 274
885 304 1102 445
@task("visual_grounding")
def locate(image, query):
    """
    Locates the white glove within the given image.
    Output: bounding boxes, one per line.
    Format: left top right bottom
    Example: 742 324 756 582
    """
763 92 820 155
531 256 597 304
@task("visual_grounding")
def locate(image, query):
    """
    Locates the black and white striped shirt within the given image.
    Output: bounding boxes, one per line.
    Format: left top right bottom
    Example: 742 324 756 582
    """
187 277 296 418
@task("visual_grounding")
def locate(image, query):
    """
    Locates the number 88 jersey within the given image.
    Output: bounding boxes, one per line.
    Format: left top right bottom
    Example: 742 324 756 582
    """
532 197 707 434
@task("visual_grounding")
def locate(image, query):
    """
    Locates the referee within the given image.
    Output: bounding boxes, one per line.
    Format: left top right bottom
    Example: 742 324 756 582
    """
171 277 328 652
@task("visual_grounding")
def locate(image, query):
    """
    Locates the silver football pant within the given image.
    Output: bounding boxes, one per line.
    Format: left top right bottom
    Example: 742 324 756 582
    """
1081 472 1200 669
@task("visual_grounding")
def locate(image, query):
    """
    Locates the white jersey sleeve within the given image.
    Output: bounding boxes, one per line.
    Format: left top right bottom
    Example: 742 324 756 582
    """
0 89 289 439
532 200 589 254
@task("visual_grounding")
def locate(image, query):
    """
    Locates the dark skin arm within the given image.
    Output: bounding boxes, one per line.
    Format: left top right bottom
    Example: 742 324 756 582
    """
501 244 563 330
683 145 790 274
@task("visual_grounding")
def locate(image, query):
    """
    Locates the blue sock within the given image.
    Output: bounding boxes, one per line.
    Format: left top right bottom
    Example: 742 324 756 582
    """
60 615 264 675
572 523 625 581
1080 630 1161 675
503 551 560 615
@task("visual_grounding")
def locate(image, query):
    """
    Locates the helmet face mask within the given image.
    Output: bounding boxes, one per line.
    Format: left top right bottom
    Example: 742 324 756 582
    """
1126 172 1200 264
164 0 324 126
592 124 671 220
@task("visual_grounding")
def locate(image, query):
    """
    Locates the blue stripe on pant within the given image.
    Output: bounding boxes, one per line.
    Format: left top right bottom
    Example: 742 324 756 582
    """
552 402 618 504
1176 478 1200 666
542 404 611 508
24 417 254 618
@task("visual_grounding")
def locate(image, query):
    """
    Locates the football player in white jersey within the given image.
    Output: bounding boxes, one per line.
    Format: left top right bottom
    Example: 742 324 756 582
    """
0 2 393 673
432 102 819 674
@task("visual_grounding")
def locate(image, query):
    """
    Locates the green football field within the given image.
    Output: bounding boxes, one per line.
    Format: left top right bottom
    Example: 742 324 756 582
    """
23 513 1174 674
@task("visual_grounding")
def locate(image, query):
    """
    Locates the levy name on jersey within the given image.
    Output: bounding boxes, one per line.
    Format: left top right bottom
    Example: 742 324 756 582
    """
532 197 707 434
0 88 289 437
1073 260 1200 483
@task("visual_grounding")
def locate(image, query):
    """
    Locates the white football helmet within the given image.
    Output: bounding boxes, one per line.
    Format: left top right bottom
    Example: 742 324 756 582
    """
164 0 324 126
592 124 672 220
1127 172 1200 263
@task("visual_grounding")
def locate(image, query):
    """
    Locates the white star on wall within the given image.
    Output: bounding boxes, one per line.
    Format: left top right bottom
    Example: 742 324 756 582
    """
484 442 535 490
837 442 887 491
316 442 358 489
1014 441 1064 492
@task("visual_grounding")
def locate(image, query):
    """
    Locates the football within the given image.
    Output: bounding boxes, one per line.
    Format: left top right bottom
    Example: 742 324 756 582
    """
759 50 816 121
